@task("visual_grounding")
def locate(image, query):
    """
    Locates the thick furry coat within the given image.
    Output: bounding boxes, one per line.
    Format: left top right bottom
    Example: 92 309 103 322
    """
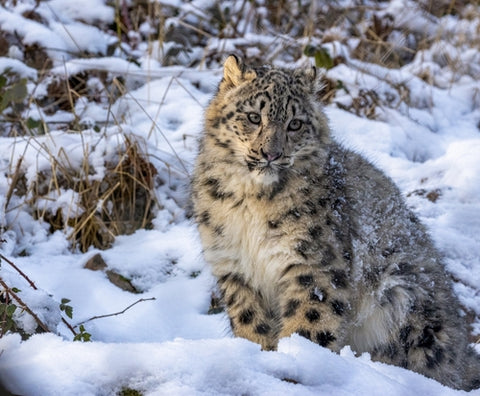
191 55 480 390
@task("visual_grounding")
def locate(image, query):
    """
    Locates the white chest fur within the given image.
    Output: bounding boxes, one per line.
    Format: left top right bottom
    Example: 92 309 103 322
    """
203 187 294 302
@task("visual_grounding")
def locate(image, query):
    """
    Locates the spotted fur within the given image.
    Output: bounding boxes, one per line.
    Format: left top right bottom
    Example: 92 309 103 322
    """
190 55 480 390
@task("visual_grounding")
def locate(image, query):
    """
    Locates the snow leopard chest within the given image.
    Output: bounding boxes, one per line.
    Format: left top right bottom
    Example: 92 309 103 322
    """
205 196 297 297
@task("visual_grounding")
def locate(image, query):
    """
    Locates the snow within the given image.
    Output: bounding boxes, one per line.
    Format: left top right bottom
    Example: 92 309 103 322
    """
48 0 115 24
0 334 462 396
0 58 37 78
0 0 480 395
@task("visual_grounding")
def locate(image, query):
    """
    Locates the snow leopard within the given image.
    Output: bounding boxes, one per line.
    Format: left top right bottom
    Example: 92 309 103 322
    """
190 55 480 390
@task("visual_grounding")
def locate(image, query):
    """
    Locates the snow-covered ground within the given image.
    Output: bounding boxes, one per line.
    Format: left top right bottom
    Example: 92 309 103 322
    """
0 1 479 395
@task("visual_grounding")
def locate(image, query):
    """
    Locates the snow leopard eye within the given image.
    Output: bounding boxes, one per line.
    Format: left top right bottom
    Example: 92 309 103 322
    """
247 112 261 125
288 119 303 131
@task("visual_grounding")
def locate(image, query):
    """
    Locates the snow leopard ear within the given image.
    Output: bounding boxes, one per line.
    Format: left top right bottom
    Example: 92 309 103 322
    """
299 65 319 94
222 54 257 89
305 65 317 82
294 65 318 93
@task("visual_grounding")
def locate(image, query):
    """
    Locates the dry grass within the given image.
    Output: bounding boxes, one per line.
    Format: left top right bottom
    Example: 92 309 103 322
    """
67 137 159 252
5 134 159 253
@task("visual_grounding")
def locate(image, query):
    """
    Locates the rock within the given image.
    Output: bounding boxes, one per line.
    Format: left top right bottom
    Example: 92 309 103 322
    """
106 270 138 293
84 253 138 293
84 253 107 271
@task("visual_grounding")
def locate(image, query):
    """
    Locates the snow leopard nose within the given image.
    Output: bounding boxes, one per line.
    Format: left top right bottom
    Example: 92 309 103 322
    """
261 148 282 162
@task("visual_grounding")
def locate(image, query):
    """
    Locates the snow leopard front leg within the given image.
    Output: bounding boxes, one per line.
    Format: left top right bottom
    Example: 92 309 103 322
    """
218 271 280 351
277 262 351 351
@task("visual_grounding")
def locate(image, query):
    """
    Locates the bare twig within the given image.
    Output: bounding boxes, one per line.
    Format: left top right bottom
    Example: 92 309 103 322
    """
0 254 76 336
61 317 77 336
174 18 213 39
0 254 38 290
0 277 50 333
124 89 189 175
4 157 23 211
76 297 156 326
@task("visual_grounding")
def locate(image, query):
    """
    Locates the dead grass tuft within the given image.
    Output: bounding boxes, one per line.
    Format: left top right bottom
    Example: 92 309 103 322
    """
5 135 160 253
68 137 159 252
352 13 415 68
419 0 476 17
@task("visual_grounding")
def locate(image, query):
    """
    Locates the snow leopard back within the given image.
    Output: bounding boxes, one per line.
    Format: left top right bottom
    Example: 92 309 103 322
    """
191 55 480 390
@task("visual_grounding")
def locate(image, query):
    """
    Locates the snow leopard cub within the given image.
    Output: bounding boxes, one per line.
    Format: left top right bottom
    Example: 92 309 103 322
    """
190 55 480 390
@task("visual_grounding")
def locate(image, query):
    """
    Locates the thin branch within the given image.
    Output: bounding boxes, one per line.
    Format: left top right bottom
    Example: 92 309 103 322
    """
0 277 50 333
0 254 38 290
4 157 23 211
61 317 77 336
0 254 76 336
76 297 156 326
124 88 189 176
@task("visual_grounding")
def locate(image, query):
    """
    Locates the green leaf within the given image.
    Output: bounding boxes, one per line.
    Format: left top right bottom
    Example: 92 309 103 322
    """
118 387 143 396
0 78 28 112
60 298 73 319
6 304 17 316
11 287 21 293
314 47 334 70
0 75 6 89
74 324 92 342
190 270 201 278
65 306 73 319
5 78 27 103
336 79 349 94
81 332 91 342
303 44 317 57
26 117 42 130
4 319 14 333
303 45 334 70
